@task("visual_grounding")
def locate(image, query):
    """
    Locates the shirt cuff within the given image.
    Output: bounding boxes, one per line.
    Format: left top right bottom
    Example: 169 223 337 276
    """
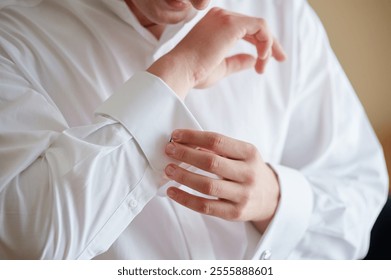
252 164 314 260
95 72 202 174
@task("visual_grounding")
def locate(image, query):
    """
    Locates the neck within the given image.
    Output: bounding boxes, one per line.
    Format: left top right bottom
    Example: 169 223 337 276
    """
124 0 165 39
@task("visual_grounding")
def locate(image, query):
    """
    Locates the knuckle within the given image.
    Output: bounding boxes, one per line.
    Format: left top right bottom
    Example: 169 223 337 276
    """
175 168 186 183
239 188 251 203
243 169 256 184
205 155 220 172
203 180 220 197
209 7 223 15
229 206 244 221
207 133 224 150
220 13 235 27
256 17 267 27
193 64 208 85
200 202 213 216
208 8 234 27
176 146 186 160
211 8 228 18
244 143 257 159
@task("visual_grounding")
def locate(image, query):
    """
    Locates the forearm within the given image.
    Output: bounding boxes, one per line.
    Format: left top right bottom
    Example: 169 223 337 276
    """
0 70 206 259
0 118 155 259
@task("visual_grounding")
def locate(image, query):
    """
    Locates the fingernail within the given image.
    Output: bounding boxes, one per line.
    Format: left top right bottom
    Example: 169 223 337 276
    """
167 188 177 199
166 142 176 155
165 165 176 176
171 130 181 142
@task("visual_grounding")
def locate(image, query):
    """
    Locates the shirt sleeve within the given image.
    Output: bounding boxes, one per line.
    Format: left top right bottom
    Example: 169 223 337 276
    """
253 1 389 260
0 46 200 259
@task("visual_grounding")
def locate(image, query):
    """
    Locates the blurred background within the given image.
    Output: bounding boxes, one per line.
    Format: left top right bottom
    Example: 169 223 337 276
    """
308 0 391 191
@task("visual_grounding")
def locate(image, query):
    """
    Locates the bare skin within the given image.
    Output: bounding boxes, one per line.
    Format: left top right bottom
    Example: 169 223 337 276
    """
125 0 286 233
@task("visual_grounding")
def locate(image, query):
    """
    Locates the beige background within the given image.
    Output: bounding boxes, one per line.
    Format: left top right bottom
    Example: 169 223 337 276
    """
308 0 391 185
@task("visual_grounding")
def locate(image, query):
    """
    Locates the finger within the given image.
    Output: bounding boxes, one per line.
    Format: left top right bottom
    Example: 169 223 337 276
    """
254 39 286 73
242 23 272 62
271 38 287 61
237 17 273 59
165 163 243 202
243 35 270 73
167 187 240 220
170 129 257 161
195 54 256 89
254 28 273 60
255 49 270 74
224 54 256 76
165 142 250 182
244 36 287 65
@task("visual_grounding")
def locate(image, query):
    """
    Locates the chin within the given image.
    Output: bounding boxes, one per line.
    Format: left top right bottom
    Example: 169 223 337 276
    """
154 10 194 25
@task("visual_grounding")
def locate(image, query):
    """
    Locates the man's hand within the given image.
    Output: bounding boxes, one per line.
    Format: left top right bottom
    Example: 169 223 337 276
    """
148 8 286 99
164 129 280 234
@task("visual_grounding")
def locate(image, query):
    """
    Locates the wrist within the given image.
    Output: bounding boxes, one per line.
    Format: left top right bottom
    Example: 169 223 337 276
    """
252 164 281 233
147 52 195 100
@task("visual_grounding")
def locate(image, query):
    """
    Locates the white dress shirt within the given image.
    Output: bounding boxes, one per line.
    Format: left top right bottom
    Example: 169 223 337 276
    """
0 0 388 259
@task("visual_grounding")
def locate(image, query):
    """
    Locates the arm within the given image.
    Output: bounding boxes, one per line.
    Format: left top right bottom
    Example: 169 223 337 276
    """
147 7 286 234
0 7 283 259
0 56 200 259
277 2 388 259
160 3 388 259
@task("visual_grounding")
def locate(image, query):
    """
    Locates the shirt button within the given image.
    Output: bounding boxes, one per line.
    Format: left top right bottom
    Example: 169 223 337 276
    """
261 250 272 260
128 199 138 209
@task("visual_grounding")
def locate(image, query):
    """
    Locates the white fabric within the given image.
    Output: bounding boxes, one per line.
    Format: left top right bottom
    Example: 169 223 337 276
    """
0 0 388 260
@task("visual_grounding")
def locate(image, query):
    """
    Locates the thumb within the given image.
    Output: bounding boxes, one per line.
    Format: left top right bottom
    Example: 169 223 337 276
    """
195 54 256 89
224 54 256 77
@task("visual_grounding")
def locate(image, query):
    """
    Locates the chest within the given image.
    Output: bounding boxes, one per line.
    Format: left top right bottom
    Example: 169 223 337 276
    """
15 9 292 163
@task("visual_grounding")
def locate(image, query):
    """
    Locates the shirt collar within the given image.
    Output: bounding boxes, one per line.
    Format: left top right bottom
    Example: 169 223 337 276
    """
101 0 208 46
